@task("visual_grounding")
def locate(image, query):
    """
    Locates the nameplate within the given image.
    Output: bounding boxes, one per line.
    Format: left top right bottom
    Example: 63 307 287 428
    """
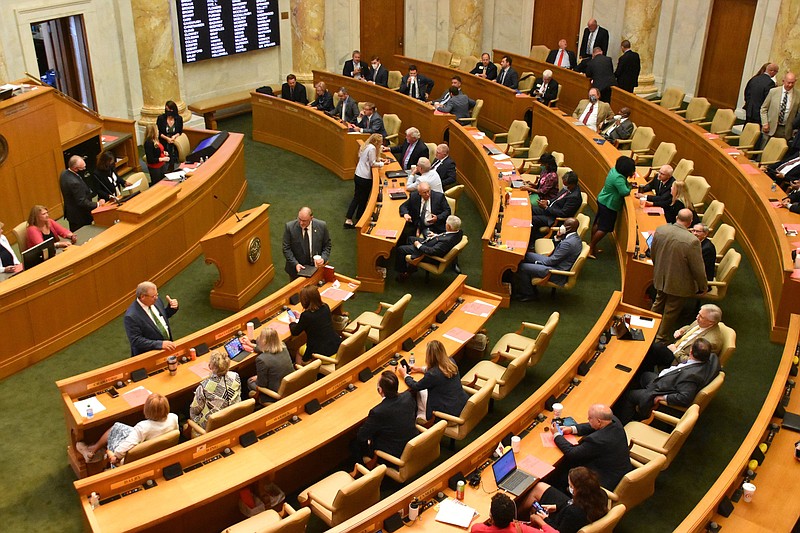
192 439 231 460
4 101 29 117
215 325 239 340
109 241 128 254
110 470 154 491
265 407 297 426
285 106 298 113
419 484 442 500
49 269 74 285
87 373 124 390
326 378 350 395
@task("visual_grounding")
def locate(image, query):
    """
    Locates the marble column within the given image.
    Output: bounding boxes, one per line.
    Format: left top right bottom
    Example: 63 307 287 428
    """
770 0 800 77
448 0 483 58
0 41 8 84
622 0 662 96
130 0 188 125
290 0 326 83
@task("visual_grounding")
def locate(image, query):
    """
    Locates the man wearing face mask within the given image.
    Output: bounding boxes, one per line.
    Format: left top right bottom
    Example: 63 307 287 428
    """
512 217 582 302
573 88 613 132
529 171 582 237
366 56 389 88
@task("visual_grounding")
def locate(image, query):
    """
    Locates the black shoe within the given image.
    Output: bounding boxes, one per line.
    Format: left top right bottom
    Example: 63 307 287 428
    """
517 294 537 302
343 222 356 229
452 262 461 274
395 272 410 283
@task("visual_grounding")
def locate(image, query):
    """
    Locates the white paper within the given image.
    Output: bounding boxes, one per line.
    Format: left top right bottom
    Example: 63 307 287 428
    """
630 315 656 329
640 231 650 241
435 498 478 528
165 171 185 181
490 153 511 161
74 396 107 418
123 178 142 192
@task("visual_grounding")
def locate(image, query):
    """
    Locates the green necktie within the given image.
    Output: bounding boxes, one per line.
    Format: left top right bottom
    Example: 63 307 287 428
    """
148 306 169 339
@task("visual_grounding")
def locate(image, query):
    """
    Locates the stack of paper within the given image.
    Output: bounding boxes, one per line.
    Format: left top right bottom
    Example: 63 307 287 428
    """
435 498 478 528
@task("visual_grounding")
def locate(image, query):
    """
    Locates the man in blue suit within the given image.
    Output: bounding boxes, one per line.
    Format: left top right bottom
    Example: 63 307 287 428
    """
513 217 582 301
124 281 179 357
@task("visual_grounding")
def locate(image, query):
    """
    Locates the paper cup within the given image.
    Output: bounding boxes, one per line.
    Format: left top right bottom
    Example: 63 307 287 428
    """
511 436 521 453
742 482 756 502
552 403 563 418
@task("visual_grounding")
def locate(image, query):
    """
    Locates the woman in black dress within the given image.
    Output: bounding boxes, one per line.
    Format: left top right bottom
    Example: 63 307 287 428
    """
144 124 170 184
90 151 128 201
397 339 468 421
288 285 342 365
156 100 184 171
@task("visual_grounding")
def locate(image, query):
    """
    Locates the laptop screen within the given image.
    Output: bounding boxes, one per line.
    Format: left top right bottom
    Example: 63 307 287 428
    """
492 451 516 483
645 233 654 249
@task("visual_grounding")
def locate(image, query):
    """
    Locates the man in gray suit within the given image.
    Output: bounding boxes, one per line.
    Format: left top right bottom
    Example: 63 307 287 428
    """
282 206 332 279
650 209 708 341
438 86 475 120
760 72 799 141
601 107 634 143
513 217 582 302
333 87 359 124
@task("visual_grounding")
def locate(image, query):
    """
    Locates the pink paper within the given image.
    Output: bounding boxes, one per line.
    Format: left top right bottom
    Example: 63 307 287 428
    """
386 187 404 194
122 386 152 408
703 133 720 140
792 269 800 280
461 301 496 317
739 163 760 175
517 455 556 479
321 287 352 301
540 431 579 448
771 201 783 208
508 198 529 206
504 240 529 250
494 161 515 170
443 327 474 343
784 224 800 233
189 361 211 378
506 218 530 228
266 321 290 336
643 207 664 215
373 228 397 238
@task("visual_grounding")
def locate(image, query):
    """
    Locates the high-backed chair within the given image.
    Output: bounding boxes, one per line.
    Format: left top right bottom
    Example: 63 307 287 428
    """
747 136 788 167
458 55 480 73
576 504 627 533
716 321 737 367
387 70 402 90
187 398 255 438
529 45 550 62
304 83 316 104
432 49 453 66
701 200 725 233
616 126 655 158
12 221 27 250
531 242 591 296
493 120 530 155
652 87 685 111
458 98 483 126
518 72 536 94
298 464 386 527
314 325 369 376
481 313 560 371
674 97 710 123
461 337 536 404
551 151 565 167
672 158 694 182
700 249 740 301
174 133 191 163
123 429 180 465
604 455 667 511
425 142 437 161
709 223 735 260
724 122 761 151
445 185 465 214
635 142 677 178
698 108 736 135
658 371 725 416
535 213 590 249
373 421 447 483
222 504 311 533
383 114 402 146
405 235 468 281
256 360 322 403
625 405 700 471
345 294 412 345
548 85 563 108
434 378 495 447
124 171 149 194
683 175 711 211
513 135 549 173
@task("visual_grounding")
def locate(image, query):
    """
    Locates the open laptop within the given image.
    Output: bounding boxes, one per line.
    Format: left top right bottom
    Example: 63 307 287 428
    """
491 450 538 496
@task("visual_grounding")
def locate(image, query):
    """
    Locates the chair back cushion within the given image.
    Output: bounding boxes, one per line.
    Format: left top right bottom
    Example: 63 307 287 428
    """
174 133 191 163
508 120 530 145
631 127 655 153
662 405 699 465
397 420 447 481
684 175 710 208
659 87 685 109
701 200 724 232
378 294 412 341
530 312 560 367
577 503 626 533
12 221 27 250
279 359 322 398
685 97 710 122
124 429 180 464
337 326 369 369
611 455 666 511
694 371 725 413
762 136 788 163
331 464 386 526
205 398 255 433
717 323 737 367
432 50 453 66
652 142 677 168
710 109 736 133
672 158 694 182
448 379 495 440
528 135 548 160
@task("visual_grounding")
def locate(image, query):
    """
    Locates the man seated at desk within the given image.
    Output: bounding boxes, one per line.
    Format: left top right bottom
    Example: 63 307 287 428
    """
366 56 389 87
692 223 716 282
779 178 800 213
388 127 427 170
308 82 334 114
354 371 418 463
546 39 577 70
124 281 179 357
496 55 520 90
282 206 332 280
333 87 359 124
432 144 457 189
640 304 724 371
470 53 498 80
406 158 443 193
634 165 675 207
532 70 559 106
529 171 582 239
766 144 800 187
437 86 476 120
600 107 634 143
397 64 434 102
616 338 719 424
349 102 388 137
281 74 308 104
399 182 451 239
395 215 462 283
431 75 463 107
572 88 613 132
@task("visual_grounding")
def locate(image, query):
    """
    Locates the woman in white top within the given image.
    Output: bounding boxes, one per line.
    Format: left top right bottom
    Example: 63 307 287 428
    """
344 133 385 228
0 222 22 274
76 393 179 465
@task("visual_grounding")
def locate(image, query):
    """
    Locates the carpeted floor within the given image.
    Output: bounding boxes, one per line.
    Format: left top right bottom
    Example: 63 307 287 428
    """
0 114 781 532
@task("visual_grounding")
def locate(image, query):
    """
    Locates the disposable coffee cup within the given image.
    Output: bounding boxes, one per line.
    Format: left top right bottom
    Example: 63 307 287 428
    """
511 436 521 453
408 501 419 521
742 482 756 502
313 254 322 265
167 355 178 376
552 403 563 418
246 322 255 339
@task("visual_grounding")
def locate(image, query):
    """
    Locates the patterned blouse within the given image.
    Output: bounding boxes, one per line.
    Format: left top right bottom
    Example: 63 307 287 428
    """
189 371 242 429
536 170 559 201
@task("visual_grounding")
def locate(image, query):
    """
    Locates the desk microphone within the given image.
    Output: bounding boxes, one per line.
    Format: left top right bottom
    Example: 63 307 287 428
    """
213 194 241 222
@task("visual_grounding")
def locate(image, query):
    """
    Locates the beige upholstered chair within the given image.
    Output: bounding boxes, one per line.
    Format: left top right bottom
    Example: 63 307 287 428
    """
479 314 560 375
700 248 740 301
551 151 565 167
188 398 255 438
493 120 530 155
531 242 591 296
724 122 761 151
604 455 666 511
672 158 694 182
617 126 655 158
406 235 468 281
576 503 626 533
698 108 736 135
314 325 369 376
434 378 495 447
658 371 725 416
529 45 550 62
298 464 386 527
513 135 549 173
717 322 737 367
304 83 315 104
123 171 149 195
461 338 535 403
683 175 711 211
445 185 465 214
431 49 453 66
174 133 191 163
383 114 402 146
625 405 700 471
12 221 27 250
701 200 725 233
747 136 789 167
387 70 402 90
123 430 180 465
345 294 412 345
548 84 563 108
222 504 311 533
674 97 710 123
373 421 447 483
653 87 685 111
426 142 437 161
458 55 480 73
256 360 322 403
458 98 483 126
709 223 734 260
518 72 536 94
635 142 677 179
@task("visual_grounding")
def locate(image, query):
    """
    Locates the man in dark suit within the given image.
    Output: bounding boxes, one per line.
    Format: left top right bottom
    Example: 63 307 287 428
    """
308 82 334 113
333 87 359 124
431 144 457 189
546 39 577 70
513 217 583 301
616 338 719 424
635 165 675 208
389 127 427 170
601 107 634 143
399 182 451 238
579 19 610 61
470 53 498 80
367 56 389 88
124 281 179 357
395 215 463 281
743 63 778 124
585 47 616 103
779 178 800 214
496 56 519 90
342 50 365 79
650 209 709 341
614 40 641 93
397 64 434 101
692 223 717 281
432 76 463 106
439 87 475 120
529 171 582 236
766 133 800 186
281 74 308 104
355 371 418 459
532 69 559 106
282 206 332 279
350 102 388 137
60 155 104 231
552 404 633 491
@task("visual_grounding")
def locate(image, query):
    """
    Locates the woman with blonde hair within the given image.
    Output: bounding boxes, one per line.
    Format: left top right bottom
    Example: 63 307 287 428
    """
144 123 170 184
397 340 468 421
26 204 76 249
664 180 699 224
189 350 242 429
243 327 294 403
344 133 385 228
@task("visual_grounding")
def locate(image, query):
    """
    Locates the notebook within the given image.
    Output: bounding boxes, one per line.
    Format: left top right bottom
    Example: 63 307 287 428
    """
297 265 318 278
492 451 538 496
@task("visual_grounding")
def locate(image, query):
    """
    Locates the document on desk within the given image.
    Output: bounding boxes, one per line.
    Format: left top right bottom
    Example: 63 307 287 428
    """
506 217 531 228
508 197 529 206
165 171 186 181
321 286 354 301
491 153 511 161
517 454 555 479
266 320 291 336
189 361 211 378
461 300 497 317
122 386 152 408
123 178 142 192
540 431 579 447
74 396 107 418
443 327 474 344
629 315 656 329
435 498 479 528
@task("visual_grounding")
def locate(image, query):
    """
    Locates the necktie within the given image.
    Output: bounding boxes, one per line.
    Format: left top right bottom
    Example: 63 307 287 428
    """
403 143 414 168
432 159 441 169
676 325 700 351
302 228 311 263
148 306 169 339
373 67 378 82
342 99 347 123
541 83 547 97
779 91 788 125
499 70 505 85
411 79 417 99
420 200 428 224
582 103 594 125
557 51 563 66
587 31 594 55
552 189 568 205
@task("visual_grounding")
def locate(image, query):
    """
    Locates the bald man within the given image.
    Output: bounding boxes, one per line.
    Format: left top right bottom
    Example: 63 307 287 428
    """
743 63 778 124
282 207 332 279
761 72 799 141
60 155 105 231
124 281 179 357
635 165 675 208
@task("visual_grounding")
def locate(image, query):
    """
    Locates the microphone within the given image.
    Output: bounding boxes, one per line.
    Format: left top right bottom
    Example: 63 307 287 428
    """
213 194 241 222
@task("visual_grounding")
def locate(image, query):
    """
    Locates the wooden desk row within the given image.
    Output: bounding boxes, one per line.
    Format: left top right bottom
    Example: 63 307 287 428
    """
73 276 501 532
331 292 660 532
677 313 800 532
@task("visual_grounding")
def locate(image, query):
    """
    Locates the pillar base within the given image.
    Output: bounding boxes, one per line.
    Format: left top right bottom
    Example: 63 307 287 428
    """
634 74 658 98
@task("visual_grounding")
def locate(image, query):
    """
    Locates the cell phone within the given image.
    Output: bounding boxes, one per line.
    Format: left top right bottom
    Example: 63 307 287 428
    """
107 387 119 398
400 358 410 372
554 423 563 436
533 502 546 514
615 363 633 373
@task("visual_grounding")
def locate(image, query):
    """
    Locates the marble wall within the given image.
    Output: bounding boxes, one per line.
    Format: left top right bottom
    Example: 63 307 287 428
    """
325 0 360 73
404 0 449 63
582 0 627 61
485 0 534 56
769 0 800 78
448 0 483 57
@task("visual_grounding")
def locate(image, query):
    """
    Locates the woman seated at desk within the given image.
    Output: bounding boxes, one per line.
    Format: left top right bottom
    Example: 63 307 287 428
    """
25 205 77 250
90 151 128 201
242 327 294 404
189 351 242 430
521 152 559 203
472 493 557 533
289 285 342 366
398 339 468 422
0 221 22 274
641 180 699 225
156 100 184 171
75 393 178 466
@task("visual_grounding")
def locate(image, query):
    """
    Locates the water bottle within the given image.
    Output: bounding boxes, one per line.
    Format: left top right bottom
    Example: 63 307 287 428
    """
89 492 100 509
86 405 94 419
771 181 777 192
409 352 415 366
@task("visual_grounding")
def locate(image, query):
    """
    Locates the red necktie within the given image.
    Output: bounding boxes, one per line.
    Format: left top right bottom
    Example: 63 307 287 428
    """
582 103 594 125
557 51 563 66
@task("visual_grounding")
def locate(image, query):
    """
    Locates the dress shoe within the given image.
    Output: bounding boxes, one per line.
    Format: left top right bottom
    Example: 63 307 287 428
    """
343 222 355 229
395 272 410 283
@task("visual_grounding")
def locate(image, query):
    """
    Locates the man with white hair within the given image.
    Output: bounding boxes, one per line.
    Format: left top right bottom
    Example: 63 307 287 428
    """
406 157 443 193
431 144 457 189
389 127 427 170
124 281 180 357
394 215 463 282
533 69 559 106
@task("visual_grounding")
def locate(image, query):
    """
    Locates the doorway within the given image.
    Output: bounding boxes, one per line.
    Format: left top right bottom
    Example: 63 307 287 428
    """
31 15 97 110
531 0 582 51
359 0 405 71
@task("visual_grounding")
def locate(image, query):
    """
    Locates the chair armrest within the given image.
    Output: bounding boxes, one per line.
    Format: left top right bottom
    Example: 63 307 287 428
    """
603 488 619 502
283 503 297 516
715 128 732 136
432 410 465 425
616 138 633 148
723 133 740 142
186 419 206 436
354 463 370 477
312 353 338 365
508 145 529 157
546 269 576 276
697 121 712 128
629 437 668 456
687 117 705 124
666 105 681 111
374 449 405 467
674 109 687 116
385 133 399 142
630 457 646 469
707 280 725 287
652 410 681 426
305 490 336 512
631 148 652 155
458 117 478 125
258 386 281 400
547 99 559 108
493 350 517 362
634 153 655 163
493 132 509 142
744 149 763 157
651 98 662 105
520 321 546 333
377 301 393 312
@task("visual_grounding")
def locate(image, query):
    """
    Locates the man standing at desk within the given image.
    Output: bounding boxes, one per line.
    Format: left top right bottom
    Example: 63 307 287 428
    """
389 127 427 170
743 63 778 124
283 207 332 279
124 281 179 357
578 19 610 70
60 155 104 231
584 48 616 103
614 40 641 93
761 72 799 142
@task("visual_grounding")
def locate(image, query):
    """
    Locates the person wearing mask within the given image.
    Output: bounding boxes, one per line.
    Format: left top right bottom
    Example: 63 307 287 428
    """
572 88 613 132
90 151 128 201
60 155 104 231
156 100 184 171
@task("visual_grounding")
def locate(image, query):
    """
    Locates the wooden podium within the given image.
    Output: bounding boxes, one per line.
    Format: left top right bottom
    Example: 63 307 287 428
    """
200 204 274 310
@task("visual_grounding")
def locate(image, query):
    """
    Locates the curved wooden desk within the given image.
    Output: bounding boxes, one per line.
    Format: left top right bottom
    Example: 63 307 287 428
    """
676 314 800 532
0 129 247 379
73 276 501 532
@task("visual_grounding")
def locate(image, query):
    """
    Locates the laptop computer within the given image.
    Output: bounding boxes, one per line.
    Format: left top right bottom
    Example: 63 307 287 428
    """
483 144 503 156
223 338 249 362
491 451 538 496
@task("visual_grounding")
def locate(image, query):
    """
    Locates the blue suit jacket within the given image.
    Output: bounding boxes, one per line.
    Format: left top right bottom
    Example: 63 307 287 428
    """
124 298 178 357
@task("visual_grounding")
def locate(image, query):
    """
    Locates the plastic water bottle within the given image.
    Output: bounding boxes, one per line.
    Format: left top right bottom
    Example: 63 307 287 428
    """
771 182 777 192
89 492 100 509
409 352 415 366
86 405 94 419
